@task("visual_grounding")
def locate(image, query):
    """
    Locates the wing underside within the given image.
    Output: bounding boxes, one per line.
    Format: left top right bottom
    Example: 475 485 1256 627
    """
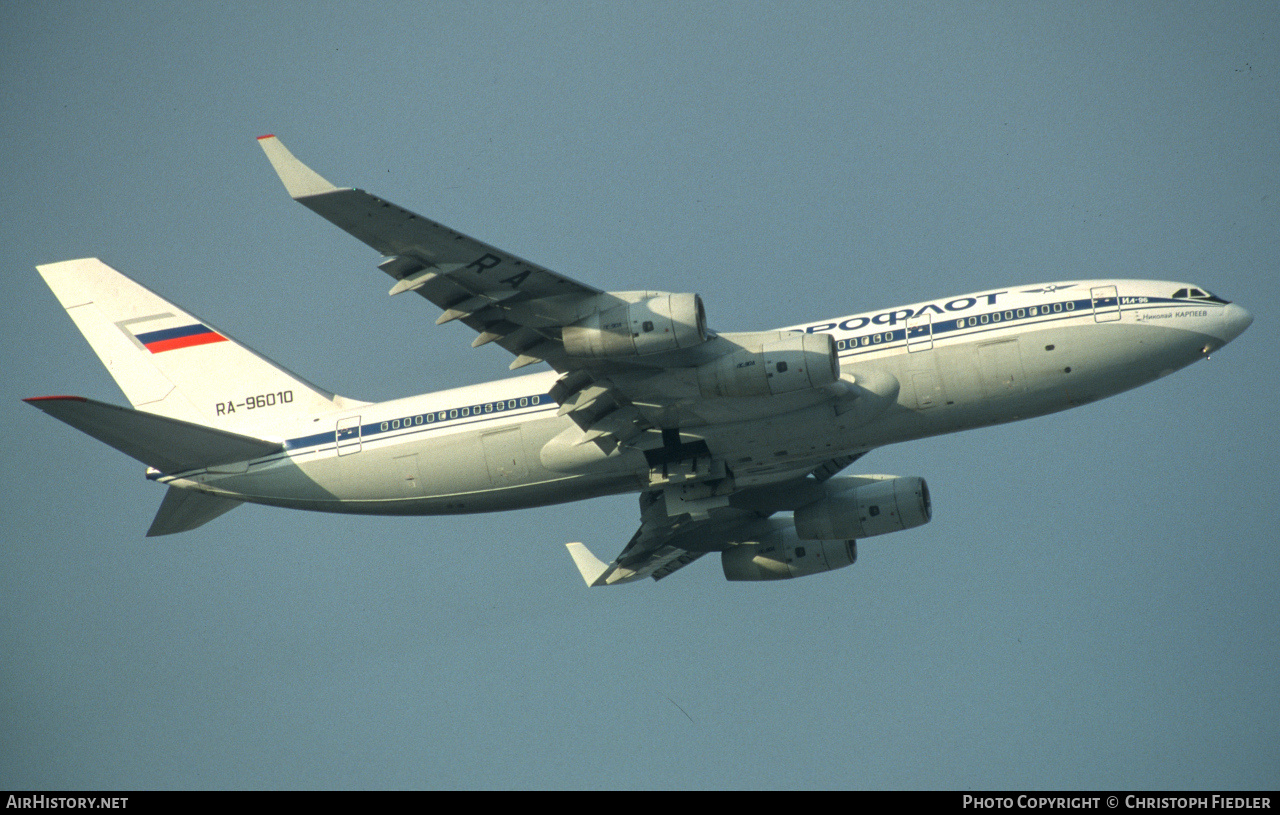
566 506 746 586
566 451 869 585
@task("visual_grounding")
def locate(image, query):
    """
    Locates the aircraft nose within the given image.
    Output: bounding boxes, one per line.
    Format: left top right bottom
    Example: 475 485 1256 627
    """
1219 302 1253 344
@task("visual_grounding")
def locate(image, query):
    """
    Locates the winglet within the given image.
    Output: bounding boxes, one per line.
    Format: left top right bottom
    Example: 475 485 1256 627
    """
257 135 341 199
565 542 610 587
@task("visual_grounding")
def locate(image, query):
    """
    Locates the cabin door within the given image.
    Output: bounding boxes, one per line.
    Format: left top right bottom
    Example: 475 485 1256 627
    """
336 416 362 456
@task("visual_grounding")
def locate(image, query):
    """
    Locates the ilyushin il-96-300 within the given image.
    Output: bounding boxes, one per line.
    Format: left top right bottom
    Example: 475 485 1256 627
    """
27 136 1252 587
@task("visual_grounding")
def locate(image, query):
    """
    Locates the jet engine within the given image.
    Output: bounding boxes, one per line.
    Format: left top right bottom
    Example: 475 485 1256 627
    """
793 475 931 540
722 476 930 581
697 332 839 398
721 518 857 581
562 293 707 358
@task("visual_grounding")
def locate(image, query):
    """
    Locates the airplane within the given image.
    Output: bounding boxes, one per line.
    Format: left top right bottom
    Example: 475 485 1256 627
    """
25 135 1253 586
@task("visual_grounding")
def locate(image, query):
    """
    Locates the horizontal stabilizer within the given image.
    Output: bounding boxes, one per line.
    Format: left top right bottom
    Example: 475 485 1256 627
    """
24 395 282 473
147 486 243 537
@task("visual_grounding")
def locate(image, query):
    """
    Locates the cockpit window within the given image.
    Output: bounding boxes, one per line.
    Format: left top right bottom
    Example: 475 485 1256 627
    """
1173 287 1229 304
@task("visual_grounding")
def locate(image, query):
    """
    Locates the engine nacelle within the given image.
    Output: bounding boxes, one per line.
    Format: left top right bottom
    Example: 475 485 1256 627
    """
721 518 857 581
697 333 839 398
562 293 707 358
793 475 931 541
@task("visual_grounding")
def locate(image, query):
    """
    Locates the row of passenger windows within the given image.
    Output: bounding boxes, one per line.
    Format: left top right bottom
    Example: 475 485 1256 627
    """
379 395 544 432
956 301 1076 328
837 332 902 349
833 302 1078 351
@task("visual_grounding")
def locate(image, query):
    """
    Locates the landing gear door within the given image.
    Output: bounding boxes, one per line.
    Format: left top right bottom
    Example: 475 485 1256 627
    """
336 416 362 456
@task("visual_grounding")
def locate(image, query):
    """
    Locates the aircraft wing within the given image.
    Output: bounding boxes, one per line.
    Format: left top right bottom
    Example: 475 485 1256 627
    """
566 495 761 586
258 137 864 457
260 135 743 457
564 452 866 586
258 135 603 373
259 137 880 585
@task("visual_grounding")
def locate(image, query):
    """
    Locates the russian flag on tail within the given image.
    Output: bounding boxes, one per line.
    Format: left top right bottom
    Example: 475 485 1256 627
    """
134 323 228 353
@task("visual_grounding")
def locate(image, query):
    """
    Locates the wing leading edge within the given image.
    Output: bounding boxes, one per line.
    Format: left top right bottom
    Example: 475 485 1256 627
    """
257 135 603 372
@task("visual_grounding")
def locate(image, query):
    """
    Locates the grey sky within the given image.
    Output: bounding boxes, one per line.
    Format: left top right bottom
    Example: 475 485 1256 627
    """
2 1 1276 789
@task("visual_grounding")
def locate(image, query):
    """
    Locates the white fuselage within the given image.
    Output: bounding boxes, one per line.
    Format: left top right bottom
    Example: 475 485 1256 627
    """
153 279 1251 515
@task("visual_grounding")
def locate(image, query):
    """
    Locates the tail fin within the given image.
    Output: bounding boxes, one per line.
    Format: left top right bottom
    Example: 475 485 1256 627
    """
35 258 358 433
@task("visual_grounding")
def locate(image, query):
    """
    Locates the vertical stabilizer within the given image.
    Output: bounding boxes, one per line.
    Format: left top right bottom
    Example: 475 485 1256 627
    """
36 258 356 433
